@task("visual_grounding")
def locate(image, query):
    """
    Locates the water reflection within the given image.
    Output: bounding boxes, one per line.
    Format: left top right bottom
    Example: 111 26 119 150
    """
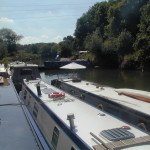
40 68 150 91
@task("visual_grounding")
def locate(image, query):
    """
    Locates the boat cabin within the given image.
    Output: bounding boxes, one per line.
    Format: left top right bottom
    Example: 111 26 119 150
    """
11 63 41 92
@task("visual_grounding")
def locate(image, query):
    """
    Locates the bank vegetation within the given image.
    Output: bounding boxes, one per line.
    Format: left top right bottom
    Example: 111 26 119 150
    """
0 0 149 71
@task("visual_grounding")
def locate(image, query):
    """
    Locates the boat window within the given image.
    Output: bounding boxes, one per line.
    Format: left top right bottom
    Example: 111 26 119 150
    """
20 69 32 75
27 95 31 105
27 100 30 106
51 127 59 150
24 90 27 100
33 103 39 118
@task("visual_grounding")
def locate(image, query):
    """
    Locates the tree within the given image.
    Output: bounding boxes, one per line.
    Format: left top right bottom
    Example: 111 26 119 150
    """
63 35 74 41
94 2 108 38
84 30 103 55
134 1 150 70
0 41 7 59
117 30 134 62
58 41 72 57
84 30 103 64
0 28 23 56
120 0 147 37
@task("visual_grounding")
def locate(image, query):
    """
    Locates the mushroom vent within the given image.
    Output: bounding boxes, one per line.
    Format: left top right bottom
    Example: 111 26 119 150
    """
100 128 135 141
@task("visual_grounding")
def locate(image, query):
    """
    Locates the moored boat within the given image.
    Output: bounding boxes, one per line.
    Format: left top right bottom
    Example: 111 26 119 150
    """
9 63 41 92
44 59 92 69
19 78 150 150
51 78 150 131
0 67 46 150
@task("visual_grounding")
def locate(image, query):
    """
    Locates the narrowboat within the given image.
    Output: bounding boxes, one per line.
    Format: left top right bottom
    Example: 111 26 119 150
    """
51 78 150 131
19 78 150 150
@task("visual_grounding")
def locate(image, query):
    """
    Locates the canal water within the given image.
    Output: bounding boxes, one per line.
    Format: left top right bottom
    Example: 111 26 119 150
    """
40 68 150 92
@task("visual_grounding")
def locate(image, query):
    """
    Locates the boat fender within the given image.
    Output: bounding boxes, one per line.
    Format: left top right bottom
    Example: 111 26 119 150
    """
137 122 147 131
115 91 122 95
80 94 85 99
24 90 27 100
98 104 103 110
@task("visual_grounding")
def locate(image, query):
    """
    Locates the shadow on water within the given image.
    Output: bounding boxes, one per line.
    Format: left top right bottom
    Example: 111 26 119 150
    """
40 68 150 91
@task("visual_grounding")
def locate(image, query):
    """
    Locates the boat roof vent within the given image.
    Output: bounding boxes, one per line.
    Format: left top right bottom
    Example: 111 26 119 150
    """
100 128 135 141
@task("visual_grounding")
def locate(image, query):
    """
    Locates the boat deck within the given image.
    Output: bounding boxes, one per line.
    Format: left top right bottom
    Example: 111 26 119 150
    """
0 79 44 150
24 79 150 149
61 79 150 116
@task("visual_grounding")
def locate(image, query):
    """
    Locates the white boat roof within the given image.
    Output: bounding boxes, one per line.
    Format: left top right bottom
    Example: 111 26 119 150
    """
9 61 38 68
61 79 150 116
60 62 86 69
12 63 38 68
24 79 150 149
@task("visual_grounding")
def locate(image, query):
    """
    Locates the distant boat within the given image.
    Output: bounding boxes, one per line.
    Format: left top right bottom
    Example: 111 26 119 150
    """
9 62 41 92
60 62 86 69
44 59 92 69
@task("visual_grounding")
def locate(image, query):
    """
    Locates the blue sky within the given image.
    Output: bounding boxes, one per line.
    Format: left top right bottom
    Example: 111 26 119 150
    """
0 0 104 44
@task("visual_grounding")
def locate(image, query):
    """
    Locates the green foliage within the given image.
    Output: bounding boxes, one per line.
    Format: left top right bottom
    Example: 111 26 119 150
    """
0 28 23 56
0 53 39 65
121 52 139 69
73 0 150 70
1 0 149 70
79 52 95 62
58 35 75 57
101 38 118 68
74 2 108 47
84 30 103 55
58 41 72 57
117 30 134 62
17 43 59 60
0 42 7 59
133 1 150 70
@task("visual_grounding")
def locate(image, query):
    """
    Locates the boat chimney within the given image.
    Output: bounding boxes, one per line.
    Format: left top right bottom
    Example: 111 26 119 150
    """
67 113 76 130
36 82 42 96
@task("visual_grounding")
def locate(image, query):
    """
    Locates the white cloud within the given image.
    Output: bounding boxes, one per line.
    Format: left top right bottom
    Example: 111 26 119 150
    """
51 35 63 43
20 35 63 45
41 35 49 39
0 17 14 23
20 36 44 44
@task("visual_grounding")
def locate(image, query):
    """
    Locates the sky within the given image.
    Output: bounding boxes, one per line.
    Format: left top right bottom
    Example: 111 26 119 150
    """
0 0 104 45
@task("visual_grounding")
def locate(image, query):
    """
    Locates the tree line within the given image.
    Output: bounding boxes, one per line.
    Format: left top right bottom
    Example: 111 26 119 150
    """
74 0 150 70
0 0 149 70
